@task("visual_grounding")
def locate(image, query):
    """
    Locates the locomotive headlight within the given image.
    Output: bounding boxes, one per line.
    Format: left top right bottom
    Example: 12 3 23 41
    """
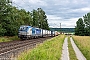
27 32 29 34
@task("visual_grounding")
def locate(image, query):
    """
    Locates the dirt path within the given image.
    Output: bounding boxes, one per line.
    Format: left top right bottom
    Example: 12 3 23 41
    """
61 37 69 60
70 37 86 60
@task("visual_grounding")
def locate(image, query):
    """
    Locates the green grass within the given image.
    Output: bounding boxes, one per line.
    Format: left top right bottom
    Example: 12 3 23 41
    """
0 36 20 42
68 36 78 60
73 36 90 60
18 35 65 60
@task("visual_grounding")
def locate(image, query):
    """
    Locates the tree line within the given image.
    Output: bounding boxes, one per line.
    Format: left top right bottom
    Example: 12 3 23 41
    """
0 0 49 36
75 12 90 36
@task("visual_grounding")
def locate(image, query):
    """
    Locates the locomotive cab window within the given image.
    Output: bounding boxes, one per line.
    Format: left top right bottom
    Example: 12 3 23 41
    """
19 26 28 31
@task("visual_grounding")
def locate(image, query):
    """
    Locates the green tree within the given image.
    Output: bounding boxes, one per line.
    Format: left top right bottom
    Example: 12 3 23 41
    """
83 13 90 35
0 0 49 36
0 24 6 36
32 9 39 27
75 18 85 36
37 8 49 30
31 8 49 30
0 0 12 36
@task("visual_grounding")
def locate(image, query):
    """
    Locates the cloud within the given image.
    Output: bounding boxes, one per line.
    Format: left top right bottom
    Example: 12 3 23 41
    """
47 15 79 28
12 0 90 28
28 0 48 7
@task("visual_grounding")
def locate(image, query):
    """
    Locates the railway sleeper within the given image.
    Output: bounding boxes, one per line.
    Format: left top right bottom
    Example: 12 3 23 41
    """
0 37 50 59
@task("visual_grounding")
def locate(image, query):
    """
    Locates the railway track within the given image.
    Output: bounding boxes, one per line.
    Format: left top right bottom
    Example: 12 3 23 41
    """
0 37 53 60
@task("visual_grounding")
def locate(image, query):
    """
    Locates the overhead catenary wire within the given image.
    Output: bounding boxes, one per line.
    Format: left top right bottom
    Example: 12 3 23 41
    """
49 23 60 28
21 0 32 8
54 23 60 28
48 18 62 28
12 0 36 12
12 1 24 9
12 1 61 29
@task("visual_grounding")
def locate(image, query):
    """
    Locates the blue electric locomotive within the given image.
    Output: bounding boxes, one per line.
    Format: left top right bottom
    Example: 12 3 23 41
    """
18 25 55 39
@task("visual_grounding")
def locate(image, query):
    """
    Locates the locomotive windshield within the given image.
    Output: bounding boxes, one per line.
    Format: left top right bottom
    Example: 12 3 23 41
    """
19 26 28 31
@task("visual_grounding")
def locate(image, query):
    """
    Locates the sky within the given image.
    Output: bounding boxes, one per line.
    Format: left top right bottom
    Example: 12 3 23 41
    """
12 0 90 28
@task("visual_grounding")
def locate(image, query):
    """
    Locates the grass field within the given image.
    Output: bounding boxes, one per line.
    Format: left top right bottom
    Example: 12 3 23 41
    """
18 35 65 60
0 36 20 42
73 36 90 60
68 36 77 60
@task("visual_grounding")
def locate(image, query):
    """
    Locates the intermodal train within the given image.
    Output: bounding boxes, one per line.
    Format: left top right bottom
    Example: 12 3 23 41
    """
18 25 59 39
